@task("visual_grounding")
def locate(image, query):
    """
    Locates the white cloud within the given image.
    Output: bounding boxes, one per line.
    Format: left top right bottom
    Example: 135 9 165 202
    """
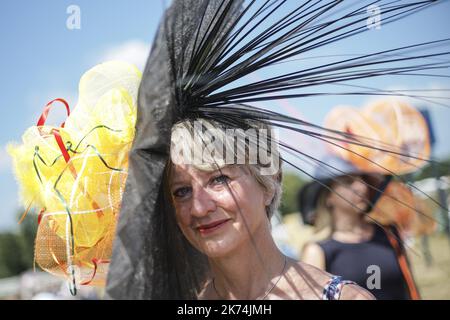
100 40 151 71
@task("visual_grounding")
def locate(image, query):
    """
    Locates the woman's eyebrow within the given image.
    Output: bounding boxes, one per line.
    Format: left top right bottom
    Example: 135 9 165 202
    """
171 167 234 187
170 178 189 189
214 165 235 174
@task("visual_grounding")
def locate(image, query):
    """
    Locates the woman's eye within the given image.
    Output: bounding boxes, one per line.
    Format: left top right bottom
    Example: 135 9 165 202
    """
211 175 230 185
340 176 354 185
173 187 192 198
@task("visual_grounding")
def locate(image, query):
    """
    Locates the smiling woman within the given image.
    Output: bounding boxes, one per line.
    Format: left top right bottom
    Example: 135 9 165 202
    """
104 0 449 300
161 118 374 300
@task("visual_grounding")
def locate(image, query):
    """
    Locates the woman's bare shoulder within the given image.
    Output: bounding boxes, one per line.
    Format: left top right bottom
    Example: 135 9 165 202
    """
285 259 374 300
278 258 333 299
290 258 333 283
292 259 376 300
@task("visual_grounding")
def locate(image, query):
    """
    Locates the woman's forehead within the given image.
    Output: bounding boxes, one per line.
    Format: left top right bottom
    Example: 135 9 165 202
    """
169 164 244 184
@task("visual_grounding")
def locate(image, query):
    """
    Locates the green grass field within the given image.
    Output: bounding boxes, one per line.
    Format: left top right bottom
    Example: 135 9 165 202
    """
409 233 450 299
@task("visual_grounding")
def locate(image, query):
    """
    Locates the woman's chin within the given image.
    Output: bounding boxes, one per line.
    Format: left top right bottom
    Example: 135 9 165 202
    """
198 238 241 258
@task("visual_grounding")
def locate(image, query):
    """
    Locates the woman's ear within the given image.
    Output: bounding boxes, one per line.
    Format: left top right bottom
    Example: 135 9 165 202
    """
265 173 281 206
263 187 275 206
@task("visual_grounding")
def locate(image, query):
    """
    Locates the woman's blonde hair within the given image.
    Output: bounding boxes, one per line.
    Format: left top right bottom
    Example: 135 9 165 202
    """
168 118 282 219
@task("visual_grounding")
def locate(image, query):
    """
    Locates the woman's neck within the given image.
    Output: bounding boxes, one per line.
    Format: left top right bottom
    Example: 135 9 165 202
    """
331 209 374 243
209 222 286 300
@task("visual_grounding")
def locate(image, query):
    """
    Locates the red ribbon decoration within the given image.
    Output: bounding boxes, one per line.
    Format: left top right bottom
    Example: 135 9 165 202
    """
37 207 46 225
36 98 72 164
37 98 106 213
52 129 71 163
80 259 110 286
37 98 70 128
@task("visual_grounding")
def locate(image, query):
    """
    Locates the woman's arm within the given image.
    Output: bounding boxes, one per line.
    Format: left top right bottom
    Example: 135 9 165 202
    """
339 284 376 300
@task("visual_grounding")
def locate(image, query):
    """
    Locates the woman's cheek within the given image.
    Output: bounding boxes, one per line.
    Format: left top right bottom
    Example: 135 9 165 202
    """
175 203 192 227
212 189 238 212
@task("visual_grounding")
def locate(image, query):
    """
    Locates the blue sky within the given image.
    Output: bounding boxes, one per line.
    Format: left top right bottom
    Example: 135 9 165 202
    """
1 0 449 231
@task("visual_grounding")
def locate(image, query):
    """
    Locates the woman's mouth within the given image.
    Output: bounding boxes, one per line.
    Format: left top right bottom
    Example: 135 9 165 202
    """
196 219 231 236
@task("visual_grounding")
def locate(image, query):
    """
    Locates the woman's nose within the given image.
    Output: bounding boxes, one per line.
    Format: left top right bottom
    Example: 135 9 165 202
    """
191 186 216 218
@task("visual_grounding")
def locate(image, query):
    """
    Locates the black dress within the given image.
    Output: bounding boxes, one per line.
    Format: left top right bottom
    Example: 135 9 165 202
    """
318 224 411 300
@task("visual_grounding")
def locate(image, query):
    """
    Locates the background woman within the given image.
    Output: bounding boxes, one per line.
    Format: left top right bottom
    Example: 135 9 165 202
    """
300 156 420 300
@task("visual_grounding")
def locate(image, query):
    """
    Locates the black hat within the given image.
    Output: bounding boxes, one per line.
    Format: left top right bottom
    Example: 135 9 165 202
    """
298 155 391 226
104 0 442 299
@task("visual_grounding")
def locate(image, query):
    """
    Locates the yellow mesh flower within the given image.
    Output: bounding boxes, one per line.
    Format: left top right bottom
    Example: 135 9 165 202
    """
7 61 141 289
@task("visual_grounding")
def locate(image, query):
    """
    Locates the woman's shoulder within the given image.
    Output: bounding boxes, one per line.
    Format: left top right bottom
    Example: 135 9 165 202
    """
291 258 333 285
285 259 374 300
197 259 375 300
277 258 332 299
